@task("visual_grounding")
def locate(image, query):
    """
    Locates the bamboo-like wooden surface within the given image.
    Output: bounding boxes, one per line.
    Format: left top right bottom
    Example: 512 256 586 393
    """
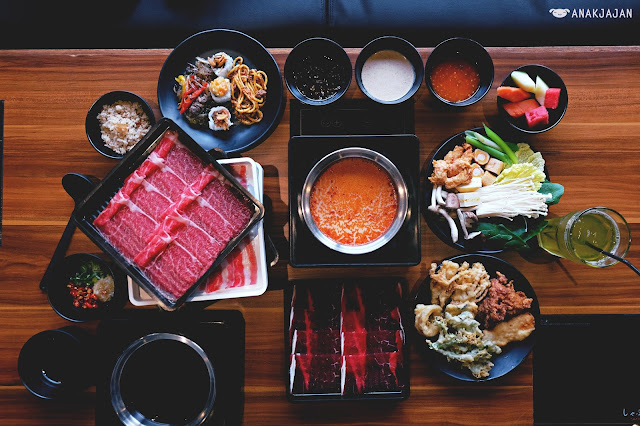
0 46 638 425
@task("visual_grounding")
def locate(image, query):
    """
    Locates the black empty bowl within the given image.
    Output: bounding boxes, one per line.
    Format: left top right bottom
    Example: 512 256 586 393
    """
497 64 568 134
47 253 128 322
86 90 155 159
284 37 352 106
355 36 424 105
18 327 94 399
425 37 494 107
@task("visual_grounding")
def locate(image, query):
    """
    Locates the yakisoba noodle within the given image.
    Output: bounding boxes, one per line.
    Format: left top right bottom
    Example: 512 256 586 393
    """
227 56 268 125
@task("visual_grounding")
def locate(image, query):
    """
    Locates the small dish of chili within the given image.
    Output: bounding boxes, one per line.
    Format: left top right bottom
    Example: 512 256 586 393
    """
47 253 127 322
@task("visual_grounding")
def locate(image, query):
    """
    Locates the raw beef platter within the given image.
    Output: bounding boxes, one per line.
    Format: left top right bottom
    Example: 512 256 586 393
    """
74 118 264 310
286 279 409 400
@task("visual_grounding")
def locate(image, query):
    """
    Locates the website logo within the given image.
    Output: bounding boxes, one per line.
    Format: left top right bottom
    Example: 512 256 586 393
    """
549 7 633 19
549 8 570 18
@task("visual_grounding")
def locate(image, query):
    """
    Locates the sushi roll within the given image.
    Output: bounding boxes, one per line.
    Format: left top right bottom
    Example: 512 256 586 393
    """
207 52 233 78
208 106 232 131
209 76 232 104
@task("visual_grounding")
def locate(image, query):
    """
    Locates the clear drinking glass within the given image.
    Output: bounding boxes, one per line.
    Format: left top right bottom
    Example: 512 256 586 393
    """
536 207 631 267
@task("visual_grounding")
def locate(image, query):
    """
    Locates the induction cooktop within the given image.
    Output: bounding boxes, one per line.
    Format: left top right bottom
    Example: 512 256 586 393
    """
288 98 420 267
95 309 245 425
533 314 640 425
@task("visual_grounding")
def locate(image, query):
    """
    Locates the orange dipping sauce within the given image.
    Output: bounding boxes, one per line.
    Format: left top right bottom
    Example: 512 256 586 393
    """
429 59 480 102
310 157 398 246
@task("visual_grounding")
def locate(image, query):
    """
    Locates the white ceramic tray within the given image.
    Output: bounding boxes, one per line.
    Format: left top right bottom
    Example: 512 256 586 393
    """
127 157 268 305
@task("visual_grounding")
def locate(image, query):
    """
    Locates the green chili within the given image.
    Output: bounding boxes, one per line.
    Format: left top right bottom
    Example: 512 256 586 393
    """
483 124 518 164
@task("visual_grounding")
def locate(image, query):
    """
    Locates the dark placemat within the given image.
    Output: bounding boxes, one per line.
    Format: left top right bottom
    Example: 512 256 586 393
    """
533 314 640 424
290 98 414 137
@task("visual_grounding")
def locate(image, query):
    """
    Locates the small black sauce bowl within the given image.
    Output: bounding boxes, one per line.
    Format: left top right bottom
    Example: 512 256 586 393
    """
355 36 424 105
86 90 155 159
18 326 95 399
284 37 352 106
497 64 568 134
425 37 494 107
47 253 128 322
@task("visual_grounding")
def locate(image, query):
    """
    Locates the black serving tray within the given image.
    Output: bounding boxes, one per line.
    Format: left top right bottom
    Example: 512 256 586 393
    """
74 117 265 310
95 309 245 425
284 278 410 402
288 134 420 267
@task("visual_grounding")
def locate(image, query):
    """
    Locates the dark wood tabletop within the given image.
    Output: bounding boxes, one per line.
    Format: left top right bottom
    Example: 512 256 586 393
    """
0 45 639 425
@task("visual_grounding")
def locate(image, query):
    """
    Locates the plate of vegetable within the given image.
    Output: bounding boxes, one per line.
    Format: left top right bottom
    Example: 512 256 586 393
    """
157 29 284 153
423 125 564 252
412 254 539 381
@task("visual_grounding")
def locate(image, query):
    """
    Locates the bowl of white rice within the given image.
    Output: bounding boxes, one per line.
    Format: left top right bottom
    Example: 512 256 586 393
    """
86 91 155 159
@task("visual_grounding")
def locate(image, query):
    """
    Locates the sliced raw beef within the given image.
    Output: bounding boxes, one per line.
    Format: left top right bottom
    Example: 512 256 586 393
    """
93 129 255 303
366 330 404 354
342 331 367 356
163 140 206 184
145 166 189 201
291 330 341 355
95 202 157 261
290 354 341 395
129 180 173 221
288 280 407 398
365 352 403 393
202 238 258 292
342 354 367 395
171 217 226 267
342 283 366 332
199 178 252 234
141 239 206 299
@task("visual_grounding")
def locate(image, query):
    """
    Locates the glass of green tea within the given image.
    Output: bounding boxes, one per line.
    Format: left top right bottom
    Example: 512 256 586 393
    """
537 207 631 267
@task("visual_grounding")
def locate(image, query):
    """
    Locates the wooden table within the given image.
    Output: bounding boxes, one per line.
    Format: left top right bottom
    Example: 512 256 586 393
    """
1 46 639 425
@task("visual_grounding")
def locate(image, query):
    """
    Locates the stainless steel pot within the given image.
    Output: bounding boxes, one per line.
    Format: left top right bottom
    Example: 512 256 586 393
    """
110 333 216 426
301 147 408 254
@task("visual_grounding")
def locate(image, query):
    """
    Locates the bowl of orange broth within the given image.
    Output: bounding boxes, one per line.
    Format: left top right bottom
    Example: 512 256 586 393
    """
301 147 408 254
425 37 494 107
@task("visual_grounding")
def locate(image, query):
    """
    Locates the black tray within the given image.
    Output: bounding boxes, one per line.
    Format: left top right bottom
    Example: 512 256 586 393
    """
288 134 420 267
285 278 410 401
95 309 245 425
74 117 265 310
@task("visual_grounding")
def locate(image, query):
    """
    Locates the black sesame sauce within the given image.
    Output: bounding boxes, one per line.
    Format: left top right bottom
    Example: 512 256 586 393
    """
292 54 346 100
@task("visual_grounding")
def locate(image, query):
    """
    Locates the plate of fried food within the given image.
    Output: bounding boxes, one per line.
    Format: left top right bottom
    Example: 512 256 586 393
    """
157 29 284 153
413 254 539 381
423 125 563 253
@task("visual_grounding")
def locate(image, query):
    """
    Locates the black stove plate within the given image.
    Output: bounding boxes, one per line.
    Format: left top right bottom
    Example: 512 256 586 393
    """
288 134 420 267
96 309 245 425
290 98 414 137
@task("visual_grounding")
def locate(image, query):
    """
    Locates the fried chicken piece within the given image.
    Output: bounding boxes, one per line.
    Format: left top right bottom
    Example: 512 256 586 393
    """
428 143 474 189
483 312 535 347
476 272 533 329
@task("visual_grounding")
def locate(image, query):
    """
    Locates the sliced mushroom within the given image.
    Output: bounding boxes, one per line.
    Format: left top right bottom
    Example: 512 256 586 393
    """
446 192 460 209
